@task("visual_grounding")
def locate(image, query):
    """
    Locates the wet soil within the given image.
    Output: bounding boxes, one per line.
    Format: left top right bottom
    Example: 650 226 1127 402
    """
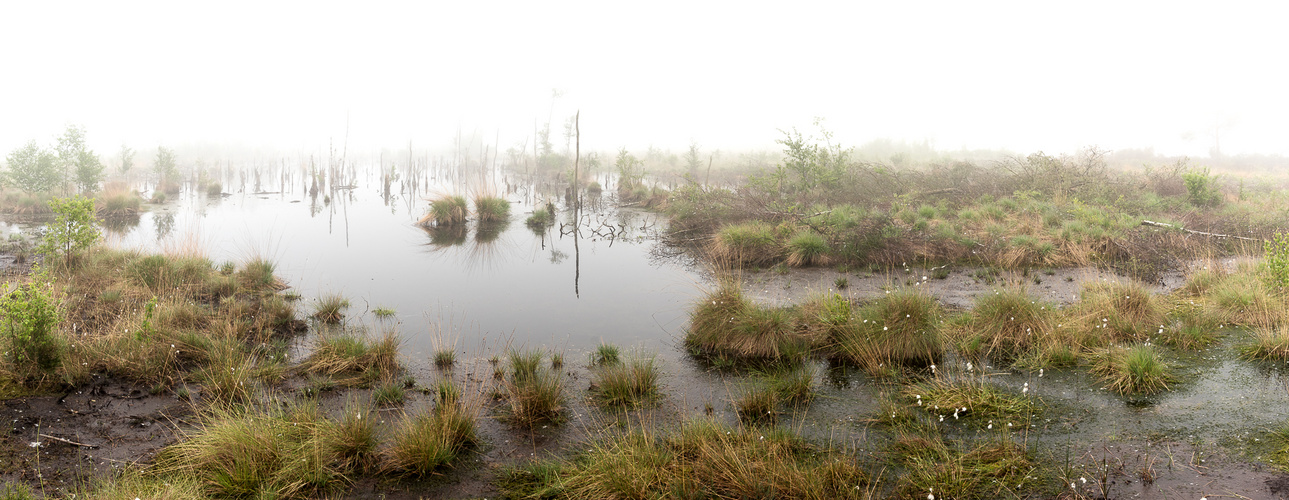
0 378 190 497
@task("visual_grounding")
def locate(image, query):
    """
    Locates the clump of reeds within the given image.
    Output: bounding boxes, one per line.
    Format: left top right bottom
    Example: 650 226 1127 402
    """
894 437 1038 499
590 357 659 408
381 402 478 477
474 195 510 223
1239 326 1289 361
955 287 1063 364
433 349 455 369
238 257 278 290
1072 280 1166 346
784 230 830 267
686 279 810 364
590 343 620 366
501 420 871 499
298 329 401 387
502 350 564 428
830 288 942 368
734 386 779 426
905 378 1038 425
1204 271 1285 328
97 189 141 216
708 221 781 267
153 401 346 498
1089 344 1173 395
207 182 223 196
526 203 555 228
419 195 468 227
766 364 816 405
373 378 407 406
312 292 350 324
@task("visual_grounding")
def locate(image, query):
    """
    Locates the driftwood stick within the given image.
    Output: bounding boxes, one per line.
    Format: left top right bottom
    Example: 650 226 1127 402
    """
1141 220 1262 242
38 434 97 448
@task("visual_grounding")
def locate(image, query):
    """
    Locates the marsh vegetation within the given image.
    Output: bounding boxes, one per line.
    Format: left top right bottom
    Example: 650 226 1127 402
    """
7 126 1289 498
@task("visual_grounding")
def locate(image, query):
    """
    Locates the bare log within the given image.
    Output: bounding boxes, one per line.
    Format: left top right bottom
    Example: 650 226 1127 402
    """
1140 220 1262 242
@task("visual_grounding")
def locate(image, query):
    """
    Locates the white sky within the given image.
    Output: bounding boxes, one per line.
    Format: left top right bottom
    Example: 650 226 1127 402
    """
1 1 1286 158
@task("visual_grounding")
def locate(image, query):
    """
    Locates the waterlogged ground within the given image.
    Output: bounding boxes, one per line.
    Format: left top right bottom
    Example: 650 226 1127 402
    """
5 175 1289 497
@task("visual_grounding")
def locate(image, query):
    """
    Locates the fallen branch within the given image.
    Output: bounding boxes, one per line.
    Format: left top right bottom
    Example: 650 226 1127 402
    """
1140 220 1262 242
38 434 97 448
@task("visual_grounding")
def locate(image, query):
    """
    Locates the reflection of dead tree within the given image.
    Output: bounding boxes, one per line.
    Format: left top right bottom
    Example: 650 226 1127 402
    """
559 211 657 246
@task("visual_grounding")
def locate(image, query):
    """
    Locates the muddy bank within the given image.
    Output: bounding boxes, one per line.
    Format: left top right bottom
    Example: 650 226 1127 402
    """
0 378 189 496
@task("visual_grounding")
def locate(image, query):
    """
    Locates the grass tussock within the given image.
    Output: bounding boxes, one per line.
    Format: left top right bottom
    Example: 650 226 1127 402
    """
381 402 479 477
420 195 468 227
1089 344 1174 395
785 230 831 267
831 288 942 368
96 189 142 216
501 420 872 499
298 329 401 387
1204 270 1286 328
474 195 510 223
153 402 353 498
686 279 810 365
955 288 1064 364
591 343 620 366
904 378 1038 426
1071 280 1167 346
1239 326 1289 361
503 350 565 428
709 221 781 267
526 202 555 228
591 357 660 408
892 436 1042 499
312 292 350 324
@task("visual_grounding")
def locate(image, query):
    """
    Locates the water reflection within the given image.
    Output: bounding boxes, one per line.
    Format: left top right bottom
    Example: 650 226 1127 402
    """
421 224 467 248
153 212 175 240
100 214 141 236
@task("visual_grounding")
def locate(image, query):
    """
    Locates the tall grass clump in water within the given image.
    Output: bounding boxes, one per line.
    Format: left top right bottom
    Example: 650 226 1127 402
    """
382 402 478 477
784 230 830 267
1090 344 1173 395
238 257 278 290
154 402 349 498
591 357 659 408
500 420 871 499
207 182 222 196
1239 326 1289 361
709 221 780 267
686 279 809 365
590 343 620 366
298 329 401 387
830 288 942 369
1205 270 1285 328
312 292 350 324
474 195 510 223
1071 280 1166 346
956 288 1064 366
526 202 555 228
420 195 468 227
97 189 141 216
503 350 564 428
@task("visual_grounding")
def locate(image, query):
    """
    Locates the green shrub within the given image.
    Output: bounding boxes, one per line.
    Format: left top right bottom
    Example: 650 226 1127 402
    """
0 273 62 374
1266 232 1289 290
37 195 100 269
1183 167 1222 207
